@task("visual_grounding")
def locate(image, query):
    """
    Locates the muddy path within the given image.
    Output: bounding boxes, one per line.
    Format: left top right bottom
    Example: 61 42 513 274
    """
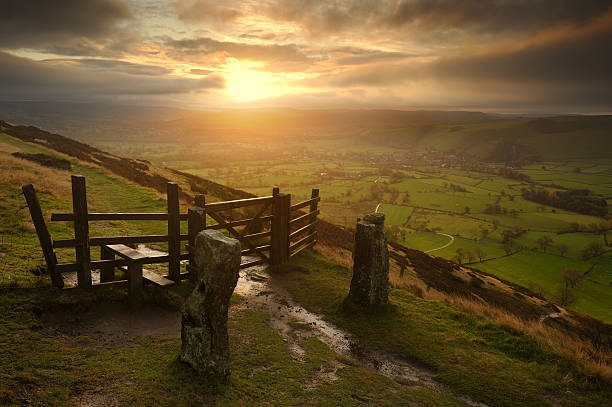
237 260 489 407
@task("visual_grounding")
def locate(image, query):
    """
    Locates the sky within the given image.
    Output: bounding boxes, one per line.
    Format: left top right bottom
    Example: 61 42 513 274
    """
0 0 611 113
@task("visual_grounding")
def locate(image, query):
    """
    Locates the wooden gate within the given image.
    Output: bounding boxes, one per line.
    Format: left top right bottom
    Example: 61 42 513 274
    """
23 175 320 295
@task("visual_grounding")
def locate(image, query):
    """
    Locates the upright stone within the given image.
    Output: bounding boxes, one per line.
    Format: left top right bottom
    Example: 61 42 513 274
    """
348 212 389 307
181 229 241 383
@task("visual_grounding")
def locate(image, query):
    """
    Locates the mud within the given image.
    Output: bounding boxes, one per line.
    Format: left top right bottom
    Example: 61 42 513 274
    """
236 259 438 387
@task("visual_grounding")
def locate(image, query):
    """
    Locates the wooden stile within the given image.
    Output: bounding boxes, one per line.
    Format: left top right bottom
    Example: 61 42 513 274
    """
167 182 181 283
71 175 92 288
21 184 63 288
100 245 115 283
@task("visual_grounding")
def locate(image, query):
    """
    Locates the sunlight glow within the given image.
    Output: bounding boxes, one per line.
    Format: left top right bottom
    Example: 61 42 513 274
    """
223 60 291 102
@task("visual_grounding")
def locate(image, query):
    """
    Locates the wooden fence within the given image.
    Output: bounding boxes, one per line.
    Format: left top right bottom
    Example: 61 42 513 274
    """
22 175 320 305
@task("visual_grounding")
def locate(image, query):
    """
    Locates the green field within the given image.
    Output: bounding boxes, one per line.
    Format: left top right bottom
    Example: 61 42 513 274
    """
89 134 612 324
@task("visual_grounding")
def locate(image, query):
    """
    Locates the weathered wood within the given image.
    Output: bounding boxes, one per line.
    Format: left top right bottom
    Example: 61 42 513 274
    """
188 204 205 282
22 184 63 288
241 230 271 240
290 196 320 211
100 245 115 283
105 244 148 261
309 188 320 213
241 244 271 256
72 175 92 288
167 182 181 283
204 196 273 213
207 215 273 231
289 210 320 225
289 239 316 258
240 258 267 269
289 231 317 252
51 212 189 221
128 261 144 309
289 220 318 240
206 210 270 263
142 269 175 287
271 191 290 267
53 234 189 248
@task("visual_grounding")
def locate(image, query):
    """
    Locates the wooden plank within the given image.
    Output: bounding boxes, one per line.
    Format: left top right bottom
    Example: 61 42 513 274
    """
206 210 270 263
105 244 149 261
242 230 271 240
142 269 174 287
100 245 115 283
127 262 144 309
167 182 181 283
289 231 316 252
21 184 63 288
72 175 92 288
53 234 188 248
270 191 290 267
240 258 266 269
63 280 128 290
52 213 188 221
289 220 318 240
241 244 271 256
204 196 273 213
289 210 320 225
207 215 273 230
290 196 321 211
289 240 316 258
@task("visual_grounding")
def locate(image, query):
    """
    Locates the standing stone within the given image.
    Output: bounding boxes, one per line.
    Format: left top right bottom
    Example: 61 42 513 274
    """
348 212 389 307
181 230 241 383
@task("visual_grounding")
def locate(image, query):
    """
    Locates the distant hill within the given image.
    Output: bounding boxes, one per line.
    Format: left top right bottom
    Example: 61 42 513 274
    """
1 101 611 160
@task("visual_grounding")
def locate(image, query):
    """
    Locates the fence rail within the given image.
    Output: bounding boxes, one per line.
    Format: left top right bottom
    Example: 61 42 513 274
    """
23 175 320 306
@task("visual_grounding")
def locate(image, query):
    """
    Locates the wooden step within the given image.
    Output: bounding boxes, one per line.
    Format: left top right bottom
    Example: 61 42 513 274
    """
142 269 175 287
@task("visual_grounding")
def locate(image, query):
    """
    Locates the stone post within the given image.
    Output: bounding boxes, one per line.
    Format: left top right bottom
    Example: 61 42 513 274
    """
181 230 241 383
347 212 389 307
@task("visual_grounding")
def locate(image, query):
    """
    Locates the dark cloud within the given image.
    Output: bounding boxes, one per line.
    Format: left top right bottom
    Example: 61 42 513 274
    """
45 59 172 76
302 15 612 109
165 37 312 71
388 0 612 33
190 68 215 76
0 52 225 101
0 0 132 50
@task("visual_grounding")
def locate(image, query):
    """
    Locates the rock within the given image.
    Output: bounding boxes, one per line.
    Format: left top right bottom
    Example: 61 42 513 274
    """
180 230 241 383
347 212 389 307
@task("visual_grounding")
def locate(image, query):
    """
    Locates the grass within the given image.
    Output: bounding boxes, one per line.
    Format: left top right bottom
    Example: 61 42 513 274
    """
281 252 612 407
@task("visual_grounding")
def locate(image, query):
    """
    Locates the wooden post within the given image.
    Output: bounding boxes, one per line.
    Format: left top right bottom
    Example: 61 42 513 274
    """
167 182 181 283
72 175 92 288
188 194 205 282
309 188 319 250
127 261 144 309
100 246 115 283
22 184 63 288
271 187 290 268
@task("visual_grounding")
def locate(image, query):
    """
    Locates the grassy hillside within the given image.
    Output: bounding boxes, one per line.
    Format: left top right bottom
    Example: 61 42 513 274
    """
1 122 612 406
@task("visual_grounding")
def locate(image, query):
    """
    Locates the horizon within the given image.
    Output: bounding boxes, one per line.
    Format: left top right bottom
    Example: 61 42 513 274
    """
1 1 612 114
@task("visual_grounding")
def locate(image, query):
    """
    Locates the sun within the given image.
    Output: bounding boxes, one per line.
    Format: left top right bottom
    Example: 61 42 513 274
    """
223 60 289 102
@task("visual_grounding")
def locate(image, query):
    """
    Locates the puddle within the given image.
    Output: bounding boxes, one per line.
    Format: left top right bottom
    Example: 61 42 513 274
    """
236 258 437 387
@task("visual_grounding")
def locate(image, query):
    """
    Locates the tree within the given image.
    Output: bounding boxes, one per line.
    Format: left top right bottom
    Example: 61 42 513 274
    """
465 250 476 264
479 229 489 240
558 285 576 306
454 248 466 265
475 248 486 262
582 242 604 260
536 234 553 252
502 241 515 256
556 243 569 257
464 206 471 214
563 268 583 288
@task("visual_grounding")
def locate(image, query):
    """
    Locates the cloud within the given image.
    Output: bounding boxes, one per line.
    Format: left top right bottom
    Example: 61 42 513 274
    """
174 0 243 22
44 59 172 76
165 37 312 71
0 0 132 50
300 11 612 109
0 52 225 101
